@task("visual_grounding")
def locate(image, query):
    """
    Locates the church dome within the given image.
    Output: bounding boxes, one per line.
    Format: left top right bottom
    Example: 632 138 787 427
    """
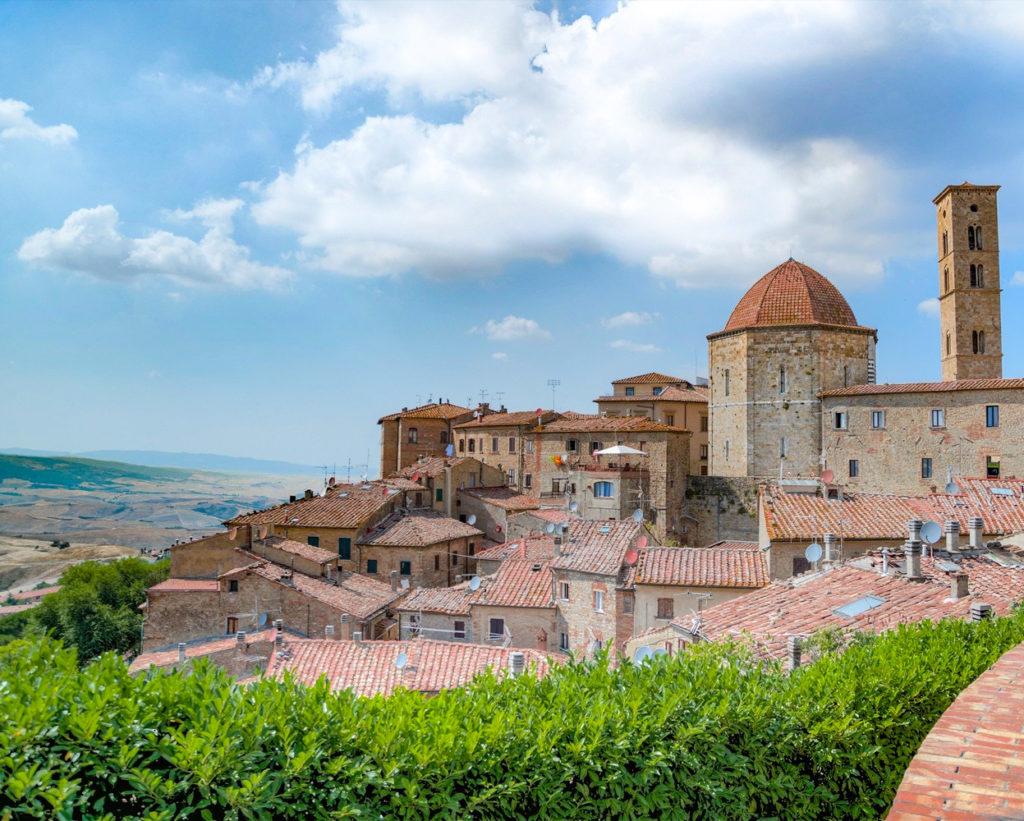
723 259 859 331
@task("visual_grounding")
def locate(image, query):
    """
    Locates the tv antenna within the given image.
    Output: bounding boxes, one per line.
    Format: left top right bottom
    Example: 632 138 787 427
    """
547 378 561 410
478 388 489 404
495 390 505 406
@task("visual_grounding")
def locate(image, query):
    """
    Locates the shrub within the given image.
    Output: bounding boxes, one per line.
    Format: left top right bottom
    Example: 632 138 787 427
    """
1 611 1023 820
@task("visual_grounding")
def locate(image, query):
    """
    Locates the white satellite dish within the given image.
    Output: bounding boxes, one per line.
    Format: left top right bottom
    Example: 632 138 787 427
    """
545 523 555 534
468 575 482 591
631 509 643 524
467 514 477 526
945 481 960 495
400 578 410 590
805 542 823 563
632 645 654 664
921 521 942 544
395 651 408 670
569 501 579 513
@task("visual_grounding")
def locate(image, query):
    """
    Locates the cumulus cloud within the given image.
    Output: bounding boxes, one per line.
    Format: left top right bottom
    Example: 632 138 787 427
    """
478 315 550 341
602 311 658 329
917 297 940 318
18 200 290 289
251 1 908 287
492 352 508 360
1013 271 1024 286
611 339 663 354
0 98 77 144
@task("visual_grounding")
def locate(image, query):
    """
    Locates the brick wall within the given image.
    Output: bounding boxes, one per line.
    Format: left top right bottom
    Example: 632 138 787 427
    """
359 536 477 588
553 569 619 659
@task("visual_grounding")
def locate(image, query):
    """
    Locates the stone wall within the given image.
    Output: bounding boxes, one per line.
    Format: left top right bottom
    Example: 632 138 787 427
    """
632 583 754 634
170 530 249 578
471 604 557 652
359 536 479 589
553 569 619 659
682 475 761 546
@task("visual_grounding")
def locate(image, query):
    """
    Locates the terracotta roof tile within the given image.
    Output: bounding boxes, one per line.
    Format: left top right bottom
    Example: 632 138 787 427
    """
459 487 540 511
720 259 866 333
552 520 647 578
454 410 559 429
148 579 220 593
129 628 277 674
542 417 687 434
476 558 555 609
612 372 686 385
475 535 557 562
0 603 35 617
636 546 769 588
358 510 482 547
400 581 474 615
595 386 708 404
226 483 398 529
254 536 337 565
821 377 1024 397
7 585 61 601
267 637 553 696
390 456 473 481
377 402 473 423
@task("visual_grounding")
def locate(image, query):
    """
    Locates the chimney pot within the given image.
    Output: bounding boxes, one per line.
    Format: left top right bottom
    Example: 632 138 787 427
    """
970 602 993 622
951 573 970 600
823 533 838 564
236 631 246 646
945 520 961 553
390 570 399 591
177 642 186 663
509 650 526 677
969 517 984 549
353 631 363 643
905 520 924 580
787 635 801 671
553 536 562 556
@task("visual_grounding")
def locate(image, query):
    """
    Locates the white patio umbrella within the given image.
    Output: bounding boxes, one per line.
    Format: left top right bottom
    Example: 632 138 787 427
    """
594 445 648 456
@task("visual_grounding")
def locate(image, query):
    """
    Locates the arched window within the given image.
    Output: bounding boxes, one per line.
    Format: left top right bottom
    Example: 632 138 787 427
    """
946 333 951 356
943 231 949 255
944 267 949 292
979 331 986 353
968 226 975 250
593 481 614 498
972 331 979 354
970 264 978 287
976 226 983 249
407 427 418 444
977 264 984 287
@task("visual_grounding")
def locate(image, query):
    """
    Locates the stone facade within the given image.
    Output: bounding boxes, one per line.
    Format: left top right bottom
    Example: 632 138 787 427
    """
169 530 249 578
453 409 560 492
681 475 761 546
378 402 475 476
935 184 1002 381
358 534 479 588
471 603 557 652
553 569 623 658
631 583 750 635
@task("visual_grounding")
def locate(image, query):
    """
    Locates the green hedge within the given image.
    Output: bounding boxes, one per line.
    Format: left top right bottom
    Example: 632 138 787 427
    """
2 611 1023 820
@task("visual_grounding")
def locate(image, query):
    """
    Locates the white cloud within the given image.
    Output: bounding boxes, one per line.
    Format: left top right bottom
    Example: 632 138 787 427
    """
602 311 658 329
18 201 290 290
480 315 550 341
1013 271 1024 286
0 98 77 144
491 352 508 360
611 339 663 354
917 297 940 318
251 1 907 287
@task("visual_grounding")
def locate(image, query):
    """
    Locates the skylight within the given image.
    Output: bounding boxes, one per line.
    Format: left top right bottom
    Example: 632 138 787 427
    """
599 526 611 533
990 487 1015 497
834 595 885 619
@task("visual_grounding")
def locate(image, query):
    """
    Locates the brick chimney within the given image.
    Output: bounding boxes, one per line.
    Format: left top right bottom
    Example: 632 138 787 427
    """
951 573 970 600
969 517 984 549
274 619 284 647
553 536 562 557
905 519 924 581
945 520 961 553
390 570 399 592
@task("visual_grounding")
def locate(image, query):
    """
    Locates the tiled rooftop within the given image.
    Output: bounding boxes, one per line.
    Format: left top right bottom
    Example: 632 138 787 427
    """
377 402 472 423
542 417 687 433
0 603 34 618
635 546 769 589
129 628 278 674
266 637 552 696
476 558 555 609
7 585 61 601
253 536 337 565
552 520 645 578
399 580 474 615
612 372 686 385
226 483 396 529
148 578 220 593
821 377 1024 397
720 259 867 333
475 535 556 562
453 410 559 429
459 487 541 511
888 641 1024 820
358 509 482 547
391 456 471 481
595 386 708 404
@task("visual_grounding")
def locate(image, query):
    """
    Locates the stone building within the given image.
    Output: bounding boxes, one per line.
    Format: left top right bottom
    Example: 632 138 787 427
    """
595 372 709 475
456 486 541 542
378 401 475 475
707 258 877 478
387 455 507 516
452 409 561 492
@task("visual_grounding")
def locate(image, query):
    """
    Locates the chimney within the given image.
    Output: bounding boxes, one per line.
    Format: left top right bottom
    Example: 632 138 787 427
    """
390 570 399 592
289 494 297 503
304 489 314 500
353 631 363 643
553 536 562 557
177 642 186 663
945 520 961 553
823 533 838 564
905 519 924 581
787 636 801 671
236 631 246 647
970 602 993 622
509 650 526 677
341 613 350 640
969 517 984 549
881 547 889 575
951 573 970 600
274 619 284 647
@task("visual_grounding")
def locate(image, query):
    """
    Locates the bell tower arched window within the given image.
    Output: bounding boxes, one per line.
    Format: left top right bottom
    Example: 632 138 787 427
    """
972 331 980 354
942 231 948 255
970 264 978 287
976 226 983 249
968 226 975 250
944 267 949 292
979 331 986 353
977 264 984 287
946 333 951 355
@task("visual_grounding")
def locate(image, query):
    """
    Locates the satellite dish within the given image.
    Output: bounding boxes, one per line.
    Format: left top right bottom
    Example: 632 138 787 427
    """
921 521 942 544
945 481 961 495
637 535 648 549
361 473 368 482
445 444 454 457
632 645 654 664
805 542 823 563
468 575 482 591
624 547 639 565
258 613 268 627
395 651 408 670
821 469 835 484
569 501 579 513
401 578 410 590
545 522 555 534
535 408 543 415
412 472 420 482
290 517 299 523
467 514 477 525
631 509 643 524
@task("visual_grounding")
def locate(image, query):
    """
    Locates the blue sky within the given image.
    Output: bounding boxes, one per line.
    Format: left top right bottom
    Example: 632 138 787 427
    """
4 0 1024 473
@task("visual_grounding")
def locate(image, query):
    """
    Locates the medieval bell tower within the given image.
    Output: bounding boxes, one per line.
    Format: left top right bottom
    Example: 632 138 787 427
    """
934 183 1002 381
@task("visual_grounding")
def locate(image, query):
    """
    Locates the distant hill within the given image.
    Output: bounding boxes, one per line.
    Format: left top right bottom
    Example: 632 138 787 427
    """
0 454 196 490
1 449 321 476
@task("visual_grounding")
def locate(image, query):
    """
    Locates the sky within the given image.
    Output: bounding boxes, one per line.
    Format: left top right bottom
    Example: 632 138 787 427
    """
4 0 1024 474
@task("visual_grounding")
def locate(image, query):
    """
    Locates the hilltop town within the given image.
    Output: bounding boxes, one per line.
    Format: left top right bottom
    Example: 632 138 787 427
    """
109 182 1024 698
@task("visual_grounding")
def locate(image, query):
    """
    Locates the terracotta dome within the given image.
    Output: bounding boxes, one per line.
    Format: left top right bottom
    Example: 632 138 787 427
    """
723 259 858 331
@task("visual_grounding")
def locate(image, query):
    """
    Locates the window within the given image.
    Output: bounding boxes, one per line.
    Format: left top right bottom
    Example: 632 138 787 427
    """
566 438 579 452
779 437 787 459
700 416 708 432
834 411 848 430
921 458 933 479
468 438 475 453
625 387 635 396
623 595 633 614
408 427 418 444
942 230 948 255
835 595 885 619
665 414 674 426
977 226 983 249
979 331 986 353
987 405 1000 427
415 492 423 507
552 477 567 494
491 437 499 453
307 535 320 548
849 459 859 478
724 369 730 396
366 559 378 574
700 444 708 460
871 410 885 429
507 468 515 485
453 620 466 639
594 590 604 612
338 537 351 560
931 408 945 428
468 542 475 556
508 436 516 453
968 226 976 250
458 439 465 453
489 618 505 642
478 439 484 453
525 439 534 454
593 481 614 498
656 598 674 619
435 488 443 503
399 560 411 576
970 264 978 287
590 441 602 455
440 430 448 445
434 554 440 571
944 267 949 292
977 264 984 287
524 473 533 489
946 333 951 356
988 457 1001 478
560 632 569 651
779 366 786 393
700 465 708 475
653 386 662 396
226 617 238 634
408 614 420 635
793 556 810 575
228 579 239 592
559 582 570 600
451 552 459 567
